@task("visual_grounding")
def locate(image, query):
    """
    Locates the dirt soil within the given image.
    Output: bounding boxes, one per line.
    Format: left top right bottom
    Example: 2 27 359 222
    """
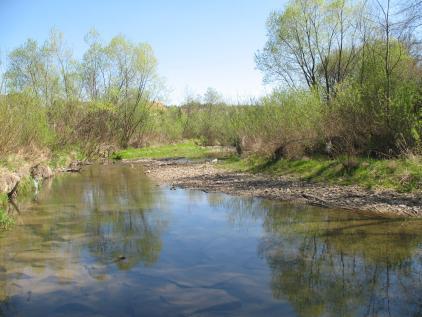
126 158 422 217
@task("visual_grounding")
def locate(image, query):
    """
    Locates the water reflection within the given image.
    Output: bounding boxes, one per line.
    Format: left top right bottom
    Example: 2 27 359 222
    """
219 197 422 317
0 164 167 310
0 164 420 316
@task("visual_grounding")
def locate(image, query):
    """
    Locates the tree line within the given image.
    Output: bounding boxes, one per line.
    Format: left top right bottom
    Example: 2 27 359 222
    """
0 28 162 155
0 0 421 160
255 0 421 157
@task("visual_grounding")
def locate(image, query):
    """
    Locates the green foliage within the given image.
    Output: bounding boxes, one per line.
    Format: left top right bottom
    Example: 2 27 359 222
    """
49 148 86 168
0 16 420 196
0 193 7 206
48 100 117 155
177 90 234 146
257 0 422 157
112 153 123 160
325 41 421 156
1 30 162 157
113 141 215 160
145 107 184 144
113 141 229 159
0 93 52 154
215 90 323 158
18 176 36 196
103 36 159 147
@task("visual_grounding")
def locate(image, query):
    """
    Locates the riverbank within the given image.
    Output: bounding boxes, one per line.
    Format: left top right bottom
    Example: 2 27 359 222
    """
0 149 91 229
114 142 422 193
132 158 421 217
1 141 420 222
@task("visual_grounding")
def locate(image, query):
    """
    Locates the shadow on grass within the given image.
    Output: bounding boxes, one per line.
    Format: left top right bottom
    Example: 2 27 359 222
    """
302 162 344 182
249 158 340 181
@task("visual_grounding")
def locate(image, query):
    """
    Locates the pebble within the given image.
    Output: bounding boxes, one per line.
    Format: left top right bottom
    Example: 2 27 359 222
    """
135 159 421 217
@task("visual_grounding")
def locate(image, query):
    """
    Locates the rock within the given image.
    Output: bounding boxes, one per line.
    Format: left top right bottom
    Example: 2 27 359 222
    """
0 172 20 196
30 163 53 180
66 161 82 172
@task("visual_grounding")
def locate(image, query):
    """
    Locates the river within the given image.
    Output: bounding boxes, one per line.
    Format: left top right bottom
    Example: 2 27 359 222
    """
0 164 421 316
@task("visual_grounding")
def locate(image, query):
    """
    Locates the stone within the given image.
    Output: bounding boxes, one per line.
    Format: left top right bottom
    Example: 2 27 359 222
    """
66 161 82 172
30 163 54 180
0 171 20 196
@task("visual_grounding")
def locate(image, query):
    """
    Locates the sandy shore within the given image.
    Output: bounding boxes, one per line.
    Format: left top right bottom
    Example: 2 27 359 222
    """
127 158 421 217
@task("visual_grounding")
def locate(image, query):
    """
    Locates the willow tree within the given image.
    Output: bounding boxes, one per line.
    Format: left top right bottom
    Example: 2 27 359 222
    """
6 31 80 105
48 29 81 101
81 29 108 101
256 0 362 99
6 39 61 106
105 36 159 148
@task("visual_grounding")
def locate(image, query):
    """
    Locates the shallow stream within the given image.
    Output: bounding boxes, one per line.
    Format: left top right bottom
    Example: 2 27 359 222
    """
0 164 421 316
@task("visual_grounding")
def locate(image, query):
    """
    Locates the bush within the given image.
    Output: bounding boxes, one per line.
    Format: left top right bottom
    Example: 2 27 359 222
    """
0 93 52 155
226 90 323 158
325 41 422 157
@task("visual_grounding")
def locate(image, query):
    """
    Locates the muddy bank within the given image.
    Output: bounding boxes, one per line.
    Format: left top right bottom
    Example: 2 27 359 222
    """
132 158 421 217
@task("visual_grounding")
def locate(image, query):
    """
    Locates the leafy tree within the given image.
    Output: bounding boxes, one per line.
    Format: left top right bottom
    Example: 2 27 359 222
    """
105 35 159 147
48 29 80 100
81 28 108 101
6 39 60 106
256 0 361 99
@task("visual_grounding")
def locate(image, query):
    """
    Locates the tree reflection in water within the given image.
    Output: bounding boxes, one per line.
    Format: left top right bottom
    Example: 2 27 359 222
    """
52 164 167 269
0 171 420 317
0 164 167 301
219 196 422 317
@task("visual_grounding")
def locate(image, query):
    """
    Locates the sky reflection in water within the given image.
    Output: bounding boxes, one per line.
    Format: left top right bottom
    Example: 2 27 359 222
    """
0 164 421 316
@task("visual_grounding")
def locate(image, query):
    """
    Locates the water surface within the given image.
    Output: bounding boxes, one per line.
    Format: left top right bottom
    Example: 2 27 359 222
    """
0 164 421 316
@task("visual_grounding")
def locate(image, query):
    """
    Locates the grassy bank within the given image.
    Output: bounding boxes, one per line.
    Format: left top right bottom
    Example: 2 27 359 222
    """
112 141 231 160
114 142 421 193
220 155 422 193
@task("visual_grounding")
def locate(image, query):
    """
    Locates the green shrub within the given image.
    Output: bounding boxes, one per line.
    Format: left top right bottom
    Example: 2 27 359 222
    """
0 93 52 155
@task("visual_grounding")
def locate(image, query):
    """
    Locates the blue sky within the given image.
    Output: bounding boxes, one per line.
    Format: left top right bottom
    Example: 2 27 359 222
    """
0 0 285 104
